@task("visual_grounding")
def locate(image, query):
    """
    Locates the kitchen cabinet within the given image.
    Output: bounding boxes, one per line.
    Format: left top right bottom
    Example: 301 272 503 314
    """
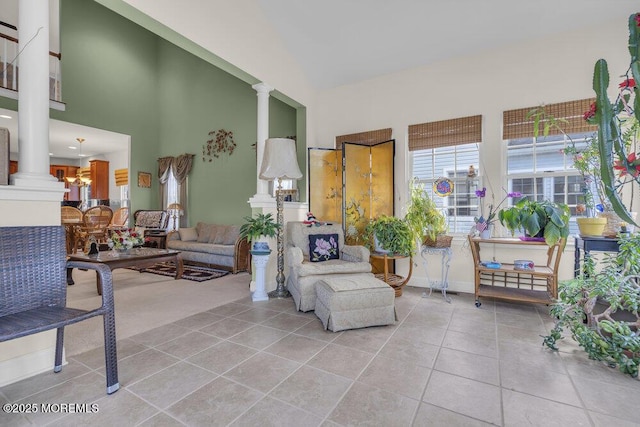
89 160 109 200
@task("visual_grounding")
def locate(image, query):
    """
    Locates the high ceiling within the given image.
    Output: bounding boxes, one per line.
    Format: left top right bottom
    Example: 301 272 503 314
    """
256 0 640 89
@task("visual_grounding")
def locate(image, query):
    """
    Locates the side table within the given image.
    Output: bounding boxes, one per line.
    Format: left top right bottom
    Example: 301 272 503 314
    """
574 236 620 277
369 252 412 297
144 231 168 249
420 245 452 303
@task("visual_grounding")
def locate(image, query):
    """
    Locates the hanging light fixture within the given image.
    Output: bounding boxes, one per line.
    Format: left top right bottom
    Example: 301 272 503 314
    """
65 138 92 186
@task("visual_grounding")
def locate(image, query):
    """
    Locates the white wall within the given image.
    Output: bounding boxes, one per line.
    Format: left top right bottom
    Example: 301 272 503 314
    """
312 19 632 292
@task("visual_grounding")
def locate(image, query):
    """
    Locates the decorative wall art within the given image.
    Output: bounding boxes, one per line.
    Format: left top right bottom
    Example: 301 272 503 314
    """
137 171 151 188
203 129 235 161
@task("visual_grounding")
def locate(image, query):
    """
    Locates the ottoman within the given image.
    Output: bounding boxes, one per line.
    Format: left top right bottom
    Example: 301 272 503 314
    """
315 275 397 332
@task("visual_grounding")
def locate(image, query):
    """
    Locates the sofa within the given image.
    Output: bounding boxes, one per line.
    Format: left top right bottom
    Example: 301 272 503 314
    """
285 221 372 312
166 222 250 274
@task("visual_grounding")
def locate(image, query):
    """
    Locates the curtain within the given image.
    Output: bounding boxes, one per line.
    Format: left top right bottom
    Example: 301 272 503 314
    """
157 154 195 228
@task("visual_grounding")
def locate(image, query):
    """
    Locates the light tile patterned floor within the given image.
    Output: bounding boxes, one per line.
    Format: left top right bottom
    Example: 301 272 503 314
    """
1 286 639 426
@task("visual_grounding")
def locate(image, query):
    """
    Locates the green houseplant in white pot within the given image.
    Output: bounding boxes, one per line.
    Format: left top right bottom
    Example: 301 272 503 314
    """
239 212 280 251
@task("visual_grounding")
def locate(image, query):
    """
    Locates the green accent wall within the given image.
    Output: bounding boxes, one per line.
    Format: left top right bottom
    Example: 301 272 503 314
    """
0 0 299 224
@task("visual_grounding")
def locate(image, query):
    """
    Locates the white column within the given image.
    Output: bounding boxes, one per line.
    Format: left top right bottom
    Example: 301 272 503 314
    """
250 82 273 202
11 0 58 188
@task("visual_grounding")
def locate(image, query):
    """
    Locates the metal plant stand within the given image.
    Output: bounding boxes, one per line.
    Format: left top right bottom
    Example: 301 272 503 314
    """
420 245 452 303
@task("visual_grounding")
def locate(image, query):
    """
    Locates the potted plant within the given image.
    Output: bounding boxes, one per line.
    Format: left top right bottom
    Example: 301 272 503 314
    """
239 212 280 251
365 215 413 256
543 233 640 378
498 197 570 247
404 179 449 248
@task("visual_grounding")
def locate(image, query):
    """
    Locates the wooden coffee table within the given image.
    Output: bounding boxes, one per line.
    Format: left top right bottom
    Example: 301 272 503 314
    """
67 247 183 295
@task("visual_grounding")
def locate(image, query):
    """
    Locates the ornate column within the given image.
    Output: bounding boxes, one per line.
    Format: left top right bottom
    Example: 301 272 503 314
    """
11 0 59 189
250 82 273 202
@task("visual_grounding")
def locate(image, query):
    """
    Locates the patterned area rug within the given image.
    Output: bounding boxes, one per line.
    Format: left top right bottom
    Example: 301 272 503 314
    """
133 262 229 282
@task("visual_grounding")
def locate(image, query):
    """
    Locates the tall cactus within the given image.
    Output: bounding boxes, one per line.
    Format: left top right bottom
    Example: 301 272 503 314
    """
592 13 640 226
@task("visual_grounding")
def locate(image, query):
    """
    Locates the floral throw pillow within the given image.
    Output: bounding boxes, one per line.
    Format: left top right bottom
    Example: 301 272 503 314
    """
309 233 339 262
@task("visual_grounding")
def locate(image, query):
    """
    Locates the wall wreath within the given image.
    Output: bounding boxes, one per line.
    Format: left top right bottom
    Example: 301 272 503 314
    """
203 129 235 161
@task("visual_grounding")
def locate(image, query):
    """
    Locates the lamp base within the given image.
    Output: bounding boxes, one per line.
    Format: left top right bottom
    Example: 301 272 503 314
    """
268 288 291 299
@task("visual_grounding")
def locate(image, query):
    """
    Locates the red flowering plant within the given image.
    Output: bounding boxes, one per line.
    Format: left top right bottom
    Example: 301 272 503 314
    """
474 187 521 232
587 13 640 226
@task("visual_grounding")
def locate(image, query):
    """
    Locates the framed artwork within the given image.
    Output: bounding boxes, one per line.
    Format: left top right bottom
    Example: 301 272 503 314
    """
138 171 151 188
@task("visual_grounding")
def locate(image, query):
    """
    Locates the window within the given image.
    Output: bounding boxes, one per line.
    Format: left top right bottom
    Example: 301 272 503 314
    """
409 115 482 233
503 100 598 235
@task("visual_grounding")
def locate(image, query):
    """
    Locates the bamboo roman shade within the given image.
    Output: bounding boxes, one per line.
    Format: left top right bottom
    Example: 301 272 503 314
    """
408 115 482 151
336 128 392 149
114 168 128 186
503 99 597 140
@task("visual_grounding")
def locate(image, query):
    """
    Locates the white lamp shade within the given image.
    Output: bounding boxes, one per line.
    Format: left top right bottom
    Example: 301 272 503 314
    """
259 138 302 180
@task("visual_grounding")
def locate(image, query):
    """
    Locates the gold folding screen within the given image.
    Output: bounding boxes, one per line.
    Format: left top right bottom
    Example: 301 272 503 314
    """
308 149 343 223
309 140 394 247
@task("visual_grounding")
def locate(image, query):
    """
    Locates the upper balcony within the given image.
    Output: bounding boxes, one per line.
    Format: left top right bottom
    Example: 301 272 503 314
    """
0 30 64 110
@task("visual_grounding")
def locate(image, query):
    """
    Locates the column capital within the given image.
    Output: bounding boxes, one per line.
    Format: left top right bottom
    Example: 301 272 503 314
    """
252 82 274 95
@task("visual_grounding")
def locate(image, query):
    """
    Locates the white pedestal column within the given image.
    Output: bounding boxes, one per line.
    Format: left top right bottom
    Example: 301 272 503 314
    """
11 0 59 189
250 82 273 203
250 250 271 302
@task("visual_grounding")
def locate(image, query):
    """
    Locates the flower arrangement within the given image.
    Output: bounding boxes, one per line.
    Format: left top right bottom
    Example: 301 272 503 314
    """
474 187 521 232
107 228 144 250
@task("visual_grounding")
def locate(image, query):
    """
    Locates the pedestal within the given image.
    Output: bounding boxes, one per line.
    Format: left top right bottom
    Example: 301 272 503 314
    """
250 249 271 302
420 245 453 303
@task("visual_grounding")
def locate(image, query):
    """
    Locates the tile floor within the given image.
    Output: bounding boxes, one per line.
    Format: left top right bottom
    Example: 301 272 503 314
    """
1 284 639 426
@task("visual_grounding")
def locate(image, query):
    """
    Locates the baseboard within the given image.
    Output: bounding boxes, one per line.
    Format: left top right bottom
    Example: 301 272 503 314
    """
0 347 64 388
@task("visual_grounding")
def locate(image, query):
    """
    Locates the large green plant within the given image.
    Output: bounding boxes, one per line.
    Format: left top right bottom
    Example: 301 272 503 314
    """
239 213 280 242
404 179 447 247
498 197 570 247
588 13 640 225
365 215 414 257
543 234 640 378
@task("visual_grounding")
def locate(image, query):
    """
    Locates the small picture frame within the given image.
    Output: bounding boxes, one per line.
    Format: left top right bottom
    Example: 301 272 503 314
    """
138 171 151 188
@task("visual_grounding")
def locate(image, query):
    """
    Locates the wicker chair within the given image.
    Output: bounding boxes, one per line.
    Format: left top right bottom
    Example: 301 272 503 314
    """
0 226 119 394
109 207 129 231
78 205 113 248
61 206 83 253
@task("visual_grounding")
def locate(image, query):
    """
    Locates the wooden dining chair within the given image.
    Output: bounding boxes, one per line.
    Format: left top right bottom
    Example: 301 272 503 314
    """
79 205 113 248
61 206 84 253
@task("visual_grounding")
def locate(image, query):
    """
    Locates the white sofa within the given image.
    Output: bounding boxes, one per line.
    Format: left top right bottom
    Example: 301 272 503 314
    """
285 221 372 312
166 222 249 274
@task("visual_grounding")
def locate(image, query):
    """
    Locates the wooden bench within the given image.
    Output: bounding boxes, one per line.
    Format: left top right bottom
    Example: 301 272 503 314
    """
0 226 119 394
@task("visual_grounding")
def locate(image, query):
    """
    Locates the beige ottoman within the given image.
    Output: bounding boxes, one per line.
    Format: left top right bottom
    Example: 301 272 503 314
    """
315 275 397 332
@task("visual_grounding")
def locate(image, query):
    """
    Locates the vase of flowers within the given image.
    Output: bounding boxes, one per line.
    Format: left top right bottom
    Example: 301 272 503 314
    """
474 187 521 238
107 228 144 251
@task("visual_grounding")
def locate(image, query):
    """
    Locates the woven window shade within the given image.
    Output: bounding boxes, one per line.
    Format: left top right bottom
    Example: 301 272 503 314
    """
408 115 482 151
114 168 128 186
336 128 392 149
503 99 597 140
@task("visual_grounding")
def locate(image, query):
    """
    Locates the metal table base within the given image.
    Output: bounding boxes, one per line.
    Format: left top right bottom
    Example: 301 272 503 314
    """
420 245 452 303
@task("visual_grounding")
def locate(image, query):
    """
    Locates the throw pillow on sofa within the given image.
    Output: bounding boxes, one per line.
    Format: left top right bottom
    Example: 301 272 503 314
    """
179 227 198 242
309 233 339 262
196 222 213 243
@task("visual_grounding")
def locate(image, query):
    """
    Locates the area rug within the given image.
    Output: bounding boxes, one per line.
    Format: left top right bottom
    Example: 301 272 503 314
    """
132 262 229 282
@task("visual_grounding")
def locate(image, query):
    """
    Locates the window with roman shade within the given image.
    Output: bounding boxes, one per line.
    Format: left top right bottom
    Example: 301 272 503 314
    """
409 115 482 233
503 99 598 234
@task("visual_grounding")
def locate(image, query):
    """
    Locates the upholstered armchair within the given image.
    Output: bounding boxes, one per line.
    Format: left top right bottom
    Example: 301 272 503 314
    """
285 221 372 312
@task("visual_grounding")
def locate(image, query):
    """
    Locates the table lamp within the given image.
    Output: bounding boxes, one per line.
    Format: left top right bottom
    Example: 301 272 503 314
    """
167 203 183 231
259 138 302 298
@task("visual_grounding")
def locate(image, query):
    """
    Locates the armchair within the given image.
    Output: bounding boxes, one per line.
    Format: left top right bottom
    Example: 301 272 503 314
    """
286 221 372 312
